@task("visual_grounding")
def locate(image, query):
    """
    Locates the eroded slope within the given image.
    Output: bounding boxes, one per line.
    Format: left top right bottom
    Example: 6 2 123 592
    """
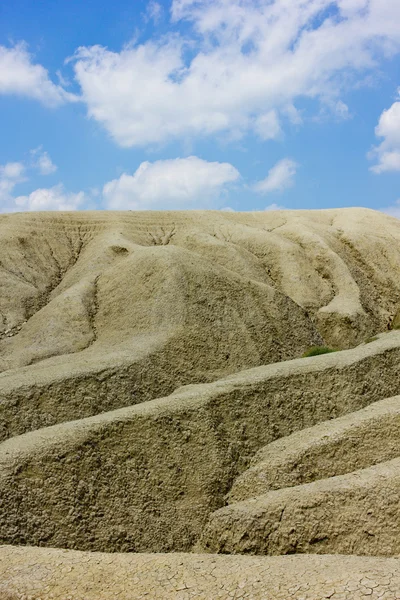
2 207 400 379
2 209 400 598
1 333 400 554
1 208 400 437
229 393 400 501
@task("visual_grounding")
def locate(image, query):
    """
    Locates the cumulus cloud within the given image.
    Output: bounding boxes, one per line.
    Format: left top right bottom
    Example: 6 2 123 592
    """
30 147 57 175
253 159 298 194
0 43 75 107
103 156 240 209
13 184 85 212
370 92 400 173
69 0 400 147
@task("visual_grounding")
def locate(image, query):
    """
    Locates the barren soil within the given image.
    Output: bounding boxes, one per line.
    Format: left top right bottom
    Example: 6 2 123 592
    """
1 208 400 599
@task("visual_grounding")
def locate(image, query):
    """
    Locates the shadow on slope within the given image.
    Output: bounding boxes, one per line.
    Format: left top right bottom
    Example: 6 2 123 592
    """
0 242 320 440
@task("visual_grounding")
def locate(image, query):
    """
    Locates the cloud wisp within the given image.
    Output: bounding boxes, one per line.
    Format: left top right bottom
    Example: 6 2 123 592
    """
379 196 400 219
30 147 58 175
253 158 298 195
264 203 287 211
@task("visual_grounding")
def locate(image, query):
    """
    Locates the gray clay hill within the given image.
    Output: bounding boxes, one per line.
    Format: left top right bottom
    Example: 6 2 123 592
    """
1 208 400 599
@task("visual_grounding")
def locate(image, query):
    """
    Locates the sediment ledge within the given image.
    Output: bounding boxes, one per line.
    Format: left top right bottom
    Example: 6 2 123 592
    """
200 455 400 556
1 333 400 553
229 394 400 501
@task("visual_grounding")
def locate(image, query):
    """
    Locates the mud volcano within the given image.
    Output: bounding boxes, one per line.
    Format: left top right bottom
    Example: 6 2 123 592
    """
1 208 400 599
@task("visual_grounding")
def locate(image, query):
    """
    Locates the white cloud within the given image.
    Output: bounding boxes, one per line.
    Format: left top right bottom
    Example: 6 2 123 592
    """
0 161 27 210
334 100 351 120
0 43 76 107
372 151 400 173
0 148 60 211
283 104 303 126
69 0 400 147
13 184 85 212
253 158 298 194
264 203 287 210
147 1 163 23
336 0 369 17
370 93 400 173
253 110 282 141
30 147 57 175
0 152 82 212
0 153 239 213
0 162 25 181
380 199 400 219
37 153 57 175
103 156 240 209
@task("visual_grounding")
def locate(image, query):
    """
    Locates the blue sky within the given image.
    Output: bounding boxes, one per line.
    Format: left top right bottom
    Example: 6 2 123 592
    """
0 0 399 213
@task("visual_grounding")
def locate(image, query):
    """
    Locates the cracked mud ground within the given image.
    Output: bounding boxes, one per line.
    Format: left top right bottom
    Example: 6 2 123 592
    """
2 548 400 599
1 208 400 599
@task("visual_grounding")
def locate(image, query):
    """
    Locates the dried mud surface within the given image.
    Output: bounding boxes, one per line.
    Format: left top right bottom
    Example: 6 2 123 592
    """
1 547 400 600
2 208 400 598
